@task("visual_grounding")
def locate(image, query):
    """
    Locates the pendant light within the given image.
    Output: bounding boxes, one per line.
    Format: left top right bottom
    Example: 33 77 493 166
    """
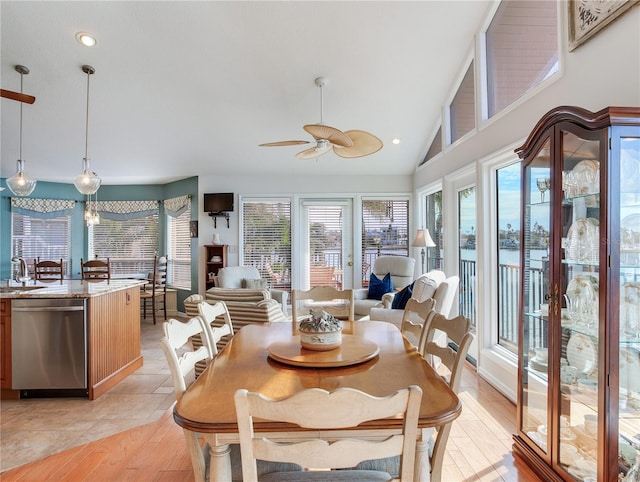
7 65 37 197
84 191 100 226
73 65 101 195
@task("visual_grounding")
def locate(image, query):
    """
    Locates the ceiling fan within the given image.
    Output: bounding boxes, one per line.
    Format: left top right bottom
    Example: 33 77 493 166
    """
259 77 382 159
1 66 36 104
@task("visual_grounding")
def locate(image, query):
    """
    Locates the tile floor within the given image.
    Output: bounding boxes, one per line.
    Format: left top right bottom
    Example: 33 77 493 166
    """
1 317 174 472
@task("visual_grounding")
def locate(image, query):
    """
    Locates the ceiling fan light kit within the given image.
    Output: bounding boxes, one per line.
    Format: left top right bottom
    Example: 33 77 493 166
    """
7 65 37 196
260 76 382 160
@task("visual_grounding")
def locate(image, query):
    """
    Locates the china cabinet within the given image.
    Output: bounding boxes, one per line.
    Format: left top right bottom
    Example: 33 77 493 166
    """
513 106 640 481
204 244 227 289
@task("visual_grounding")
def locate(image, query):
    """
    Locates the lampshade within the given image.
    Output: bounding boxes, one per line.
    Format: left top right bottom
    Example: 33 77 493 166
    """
8 65 37 197
74 158 101 195
411 228 436 248
7 160 37 196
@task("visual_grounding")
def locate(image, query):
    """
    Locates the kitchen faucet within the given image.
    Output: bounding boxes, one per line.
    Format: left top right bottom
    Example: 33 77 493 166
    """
11 256 29 282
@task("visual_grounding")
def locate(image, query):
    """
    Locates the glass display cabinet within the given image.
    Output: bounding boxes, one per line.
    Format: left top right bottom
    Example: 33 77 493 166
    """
513 106 640 481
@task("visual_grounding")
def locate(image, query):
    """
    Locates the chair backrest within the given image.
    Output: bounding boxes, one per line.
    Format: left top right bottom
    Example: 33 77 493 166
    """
292 286 354 321
372 255 416 290
81 258 111 280
148 255 168 294
421 312 473 393
35 258 64 281
197 300 233 355
160 316 215 400
234 386 423 482
400 297 436 352
411 271 459 318
309 265 337 288
420 312 474 481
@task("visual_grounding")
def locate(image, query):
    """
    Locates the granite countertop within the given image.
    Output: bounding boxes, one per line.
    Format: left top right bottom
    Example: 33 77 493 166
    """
0 279 146 299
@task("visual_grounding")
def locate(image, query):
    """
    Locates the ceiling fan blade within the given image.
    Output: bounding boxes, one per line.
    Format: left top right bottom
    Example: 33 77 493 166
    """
295 144 332 160
333 130 383 158
259 140 311 147
0 89 36 104
303 124 353 148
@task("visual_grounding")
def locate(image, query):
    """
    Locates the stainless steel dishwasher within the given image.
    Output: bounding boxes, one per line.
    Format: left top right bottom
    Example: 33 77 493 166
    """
12 298 88 397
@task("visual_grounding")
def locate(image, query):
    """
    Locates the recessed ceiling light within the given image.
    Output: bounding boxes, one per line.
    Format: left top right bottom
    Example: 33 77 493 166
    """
76 32 97 47
392 138 401 145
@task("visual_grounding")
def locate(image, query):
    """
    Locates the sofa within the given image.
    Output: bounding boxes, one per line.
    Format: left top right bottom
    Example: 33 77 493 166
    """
209 266 289 315
353 255 416 319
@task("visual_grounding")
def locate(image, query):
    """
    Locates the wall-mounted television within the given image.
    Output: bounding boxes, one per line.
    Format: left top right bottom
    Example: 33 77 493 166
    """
204 192 234 214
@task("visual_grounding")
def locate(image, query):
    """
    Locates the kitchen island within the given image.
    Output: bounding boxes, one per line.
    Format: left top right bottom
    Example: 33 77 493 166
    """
1 279 144 400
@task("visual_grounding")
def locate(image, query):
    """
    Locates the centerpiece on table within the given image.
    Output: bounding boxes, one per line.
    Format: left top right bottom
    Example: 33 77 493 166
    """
298 309 343 351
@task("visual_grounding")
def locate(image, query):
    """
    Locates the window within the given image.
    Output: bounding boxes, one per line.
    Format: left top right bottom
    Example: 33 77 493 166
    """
458 186 477 330
420 126 442 166
167 210 191 290
89 201 159 275
12 212 72 277
449 61 475 144
242 199 292 290
486 0 558 117
10 198 74 277
425 191 443 270
497 162 522 354
361 199 409 284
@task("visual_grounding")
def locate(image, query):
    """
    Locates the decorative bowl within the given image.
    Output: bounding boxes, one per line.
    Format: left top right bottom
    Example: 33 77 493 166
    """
299 310 343 351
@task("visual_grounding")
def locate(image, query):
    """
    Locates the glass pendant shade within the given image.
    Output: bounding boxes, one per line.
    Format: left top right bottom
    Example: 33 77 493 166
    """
74 158 101 195
7 159 36 196
74 65 100 196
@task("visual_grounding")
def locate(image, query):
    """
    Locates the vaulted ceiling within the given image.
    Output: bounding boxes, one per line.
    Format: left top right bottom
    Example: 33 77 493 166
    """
1 1 492 185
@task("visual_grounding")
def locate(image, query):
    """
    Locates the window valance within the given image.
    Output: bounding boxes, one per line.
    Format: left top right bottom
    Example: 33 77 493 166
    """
11 198 76 219
164 195 191 218
95 200 159 221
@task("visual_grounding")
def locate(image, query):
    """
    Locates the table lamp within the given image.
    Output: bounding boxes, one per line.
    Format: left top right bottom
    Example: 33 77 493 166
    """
412 228 436 273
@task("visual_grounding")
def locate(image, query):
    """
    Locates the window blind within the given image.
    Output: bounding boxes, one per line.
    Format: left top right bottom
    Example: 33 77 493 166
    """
242 199 291 290
11 212 72 277
89 214 158 275
168 209 191 290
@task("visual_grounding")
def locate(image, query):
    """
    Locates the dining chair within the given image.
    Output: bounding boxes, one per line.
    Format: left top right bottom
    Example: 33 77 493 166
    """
160 316 216 482
399 297 436 353
140 255 167 324
190 300 234 378
81 257 111 280
419 312 474 481
34 257 64 281
291 286 354 322
234 385 423 482
197 300 234 354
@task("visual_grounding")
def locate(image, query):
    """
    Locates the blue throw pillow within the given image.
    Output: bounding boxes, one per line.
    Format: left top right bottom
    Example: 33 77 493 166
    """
392 281 415 310
367 272 393 300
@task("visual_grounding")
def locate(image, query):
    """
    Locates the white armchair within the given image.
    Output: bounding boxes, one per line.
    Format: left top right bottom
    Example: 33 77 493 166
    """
353 255 416 319
210 266 289 315
370 270 459 327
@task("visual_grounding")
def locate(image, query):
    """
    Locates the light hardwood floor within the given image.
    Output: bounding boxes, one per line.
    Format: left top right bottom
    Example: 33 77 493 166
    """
1 321 542 481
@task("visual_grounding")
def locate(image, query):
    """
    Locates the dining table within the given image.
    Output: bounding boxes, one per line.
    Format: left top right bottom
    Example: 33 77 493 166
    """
173 319 462 482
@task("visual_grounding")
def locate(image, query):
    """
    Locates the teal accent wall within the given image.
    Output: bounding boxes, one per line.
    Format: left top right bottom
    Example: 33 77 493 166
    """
0 176 198 311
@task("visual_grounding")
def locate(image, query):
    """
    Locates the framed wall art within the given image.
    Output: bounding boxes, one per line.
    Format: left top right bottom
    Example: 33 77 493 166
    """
190 220 198 238
568 0 639 51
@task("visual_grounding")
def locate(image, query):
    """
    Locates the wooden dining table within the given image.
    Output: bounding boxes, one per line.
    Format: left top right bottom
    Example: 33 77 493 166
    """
173 320 462 482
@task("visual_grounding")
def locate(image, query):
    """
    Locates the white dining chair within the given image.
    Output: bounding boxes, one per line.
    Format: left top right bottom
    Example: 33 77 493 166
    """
234 385 423 481
399 297 436 353
419 312 474 481
160 316 216 482
197 299 234 354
